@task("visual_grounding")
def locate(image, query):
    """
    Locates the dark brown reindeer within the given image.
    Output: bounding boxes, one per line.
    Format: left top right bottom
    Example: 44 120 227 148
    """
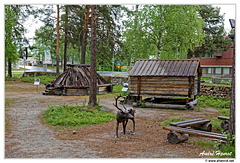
113 94 135 138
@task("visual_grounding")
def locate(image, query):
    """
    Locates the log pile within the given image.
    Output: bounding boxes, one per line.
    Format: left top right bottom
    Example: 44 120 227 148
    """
200 84 231 98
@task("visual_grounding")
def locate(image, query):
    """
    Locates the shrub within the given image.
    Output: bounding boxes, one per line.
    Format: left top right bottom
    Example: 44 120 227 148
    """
42 104 115 129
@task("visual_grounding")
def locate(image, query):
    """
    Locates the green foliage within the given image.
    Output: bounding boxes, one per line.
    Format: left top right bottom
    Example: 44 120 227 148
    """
196 95 230 132
5 5 18 76
213 133 235 158
21 75 56 83
123 5 205 60
42 104 115 129
113 85 129 96
196 95 230 110
193 5 232 58
161 117 188 126
5 98 14 108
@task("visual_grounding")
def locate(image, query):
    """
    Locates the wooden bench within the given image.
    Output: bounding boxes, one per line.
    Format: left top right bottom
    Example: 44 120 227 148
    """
163 126 227 144
218 116 230 132
170 118 212 132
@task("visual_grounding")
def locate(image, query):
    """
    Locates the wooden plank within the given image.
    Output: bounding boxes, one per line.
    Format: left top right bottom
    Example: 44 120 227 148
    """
188 60 199 76
130 60 143 76
182 61 192 76
130 80 189 85
159 60 169 75
139 88 189 92
164 126 225 137
141 60 153 76
149 60 160 76
137 60 147 76
129 93 189 98
130 84 190 88
170 119 204 126
133 91 189 96
155 60 166 76
171 60 182 76
176 60 187 76
131 76 189 81
177 119 211 127
168 60 177 76
163 126 227 140
218 116 230 120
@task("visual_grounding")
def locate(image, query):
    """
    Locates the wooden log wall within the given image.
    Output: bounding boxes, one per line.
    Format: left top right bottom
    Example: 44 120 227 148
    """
129 76 196 98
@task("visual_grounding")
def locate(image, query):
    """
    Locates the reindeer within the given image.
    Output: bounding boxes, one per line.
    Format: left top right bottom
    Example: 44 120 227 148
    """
113 94 135 138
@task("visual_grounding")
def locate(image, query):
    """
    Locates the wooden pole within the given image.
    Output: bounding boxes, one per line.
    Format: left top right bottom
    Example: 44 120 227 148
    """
88 5 98 106
56 5 60 76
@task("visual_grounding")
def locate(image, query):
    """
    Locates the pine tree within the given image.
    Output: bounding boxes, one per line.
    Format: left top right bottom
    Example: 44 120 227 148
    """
192 5 232 58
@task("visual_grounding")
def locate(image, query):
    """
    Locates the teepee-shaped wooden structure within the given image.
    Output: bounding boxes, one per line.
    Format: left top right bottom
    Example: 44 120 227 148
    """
42 66 112 95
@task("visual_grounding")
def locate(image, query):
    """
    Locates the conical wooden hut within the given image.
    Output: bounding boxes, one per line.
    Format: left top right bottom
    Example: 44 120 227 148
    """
42 66 112 95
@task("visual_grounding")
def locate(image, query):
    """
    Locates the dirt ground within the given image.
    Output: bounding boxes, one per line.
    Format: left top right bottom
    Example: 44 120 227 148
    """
5 81 222 158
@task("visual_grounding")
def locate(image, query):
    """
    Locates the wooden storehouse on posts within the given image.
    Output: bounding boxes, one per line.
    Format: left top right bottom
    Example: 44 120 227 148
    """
129 59 202 105
42 65 112 95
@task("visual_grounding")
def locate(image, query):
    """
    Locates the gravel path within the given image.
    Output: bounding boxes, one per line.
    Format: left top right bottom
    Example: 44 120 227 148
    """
5 81 221 158
5 85 98 158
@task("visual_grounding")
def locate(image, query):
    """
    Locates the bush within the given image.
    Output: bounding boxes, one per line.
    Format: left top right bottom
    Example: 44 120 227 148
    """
21 75 56 84
196 95 230 110
42 104 115 129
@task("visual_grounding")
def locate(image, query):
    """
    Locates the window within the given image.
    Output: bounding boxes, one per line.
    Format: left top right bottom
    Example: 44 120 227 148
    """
215 68 221 74
223 68 230 74
208 68 213 74
202 68 207 74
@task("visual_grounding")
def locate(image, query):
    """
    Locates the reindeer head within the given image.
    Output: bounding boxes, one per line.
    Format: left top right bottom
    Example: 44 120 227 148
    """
113 94 135 115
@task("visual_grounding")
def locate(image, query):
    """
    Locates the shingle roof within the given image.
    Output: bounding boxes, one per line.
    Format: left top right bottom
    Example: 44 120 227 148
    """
52 66 109 87
129 59 200 77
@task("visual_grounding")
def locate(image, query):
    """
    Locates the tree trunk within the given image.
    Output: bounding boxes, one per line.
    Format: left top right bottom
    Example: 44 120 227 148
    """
157 43 162 59
187 49 194 59
229 38 235 139
88 5 97 106
7 58 12 77
81 5 90 64
56 5 60 76
63 5 68 72
81 28 87 64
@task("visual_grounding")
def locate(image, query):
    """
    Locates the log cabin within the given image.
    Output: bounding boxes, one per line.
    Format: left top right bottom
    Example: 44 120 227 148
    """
129 59 202 103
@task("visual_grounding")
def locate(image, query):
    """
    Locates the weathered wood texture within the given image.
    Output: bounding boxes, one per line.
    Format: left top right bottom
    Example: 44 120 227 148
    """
167 131 189 144
218 116 230 133
163 126 227 142
129 76 195 97
170 118 212 131
42 66 112 95
129 59 201 99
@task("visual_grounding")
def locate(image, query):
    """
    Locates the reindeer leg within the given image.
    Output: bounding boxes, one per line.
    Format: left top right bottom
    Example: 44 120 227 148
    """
125 119 129 132
116 121 119 138
122 121 126 135
132 119 135 132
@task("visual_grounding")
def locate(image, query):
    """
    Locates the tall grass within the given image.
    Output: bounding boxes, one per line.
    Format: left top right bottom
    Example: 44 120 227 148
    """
42 104 115 129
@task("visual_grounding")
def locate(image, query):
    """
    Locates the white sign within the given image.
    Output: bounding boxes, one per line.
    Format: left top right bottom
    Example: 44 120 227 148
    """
43 49 52 64
121 83 129 92
34 78 40 86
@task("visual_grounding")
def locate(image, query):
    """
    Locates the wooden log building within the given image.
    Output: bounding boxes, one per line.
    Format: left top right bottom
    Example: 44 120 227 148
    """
129 59 202 103
42 65 112 95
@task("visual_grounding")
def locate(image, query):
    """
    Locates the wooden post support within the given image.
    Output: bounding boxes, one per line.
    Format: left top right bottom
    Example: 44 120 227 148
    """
221 120 229 133
167 131 189 144
193 123 212 132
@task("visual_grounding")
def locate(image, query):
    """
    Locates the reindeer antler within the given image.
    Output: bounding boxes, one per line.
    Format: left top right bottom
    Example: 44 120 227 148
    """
113 94 126 113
